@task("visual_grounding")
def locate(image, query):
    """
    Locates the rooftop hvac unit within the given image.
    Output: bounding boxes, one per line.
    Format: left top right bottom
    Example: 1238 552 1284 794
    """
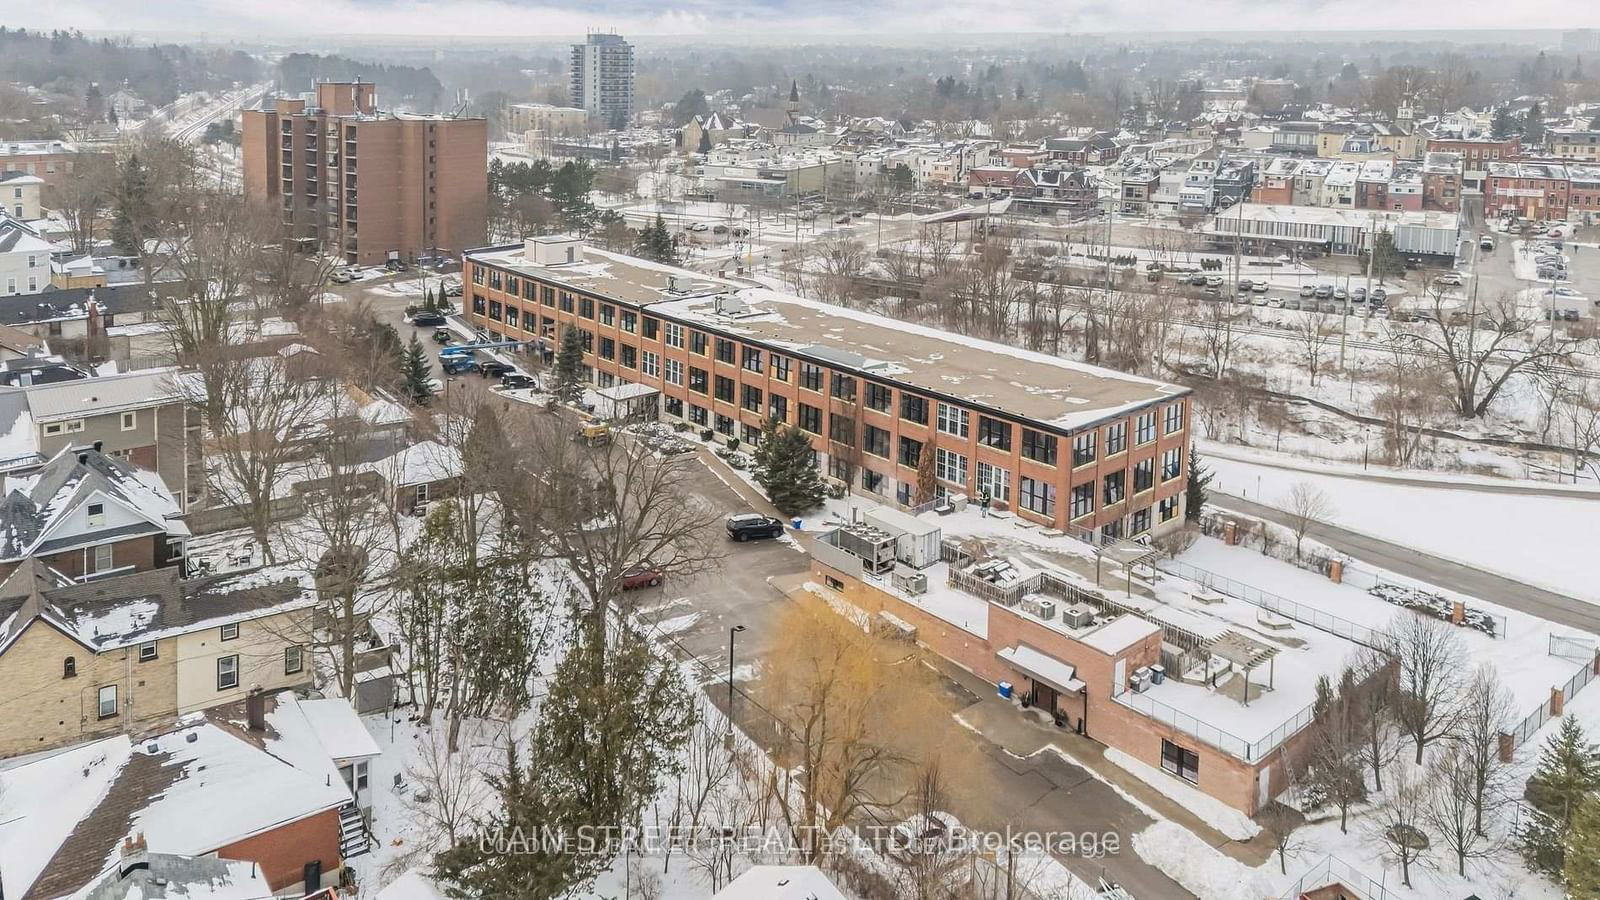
1021 597 1043 618
1036 600 1057 621
1129 671 1149 693
893 568 928 596
1061 603 1096 629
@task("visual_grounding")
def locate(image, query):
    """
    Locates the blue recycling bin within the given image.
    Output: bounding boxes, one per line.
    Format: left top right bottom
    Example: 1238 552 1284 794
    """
791 517 803 530
998 681 1014 699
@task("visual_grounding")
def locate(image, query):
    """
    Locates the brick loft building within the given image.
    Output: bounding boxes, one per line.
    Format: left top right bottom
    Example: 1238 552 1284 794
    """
464 236 1192 539
242 82 487 267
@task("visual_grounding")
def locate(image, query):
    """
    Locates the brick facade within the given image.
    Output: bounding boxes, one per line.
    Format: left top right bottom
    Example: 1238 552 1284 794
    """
217 806 343 892
463 255 1191 538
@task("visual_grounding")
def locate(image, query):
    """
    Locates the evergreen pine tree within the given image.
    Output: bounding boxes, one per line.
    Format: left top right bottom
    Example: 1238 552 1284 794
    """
401 334 433 405
751 415 782 476
697 129 712 154
1185 443 1211 522
1564 793 1600 894
111 153 148 256
422 286 435 313
754 423 826 515
550 325 585 404
1520 716 1600 875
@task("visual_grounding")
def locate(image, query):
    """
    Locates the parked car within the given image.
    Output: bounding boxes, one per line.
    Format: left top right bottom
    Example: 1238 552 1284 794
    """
726 513 785 542
479 361 513 378
1252 281 1269 293
712 224 729 235
1237 279 1254 292
1480 236 1496 251
1314 284 1334 299
1205 275 1223 287
1266 297 1283 308
1284 299 1301 311
1370 288 1388 303
329 270 354 284
1352 287 1367 303
500 374 537 390
1299 284 1317 298
1202 287 1221 298
1332 288 1348 302
1433 273 1464 286
620 565 664 590
411 313 447 327
1189 274 1208 286
687 222 710 233
1251 296 1269 307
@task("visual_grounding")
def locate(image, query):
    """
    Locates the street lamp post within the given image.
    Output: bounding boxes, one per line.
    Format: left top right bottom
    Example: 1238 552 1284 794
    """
727 624 746 726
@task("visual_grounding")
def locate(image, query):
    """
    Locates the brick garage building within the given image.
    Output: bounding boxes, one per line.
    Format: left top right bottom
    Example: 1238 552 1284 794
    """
242 82 487 267
463 237 1191 539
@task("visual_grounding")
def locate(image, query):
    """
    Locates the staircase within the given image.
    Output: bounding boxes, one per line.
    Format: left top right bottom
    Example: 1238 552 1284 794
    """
338 803 372 858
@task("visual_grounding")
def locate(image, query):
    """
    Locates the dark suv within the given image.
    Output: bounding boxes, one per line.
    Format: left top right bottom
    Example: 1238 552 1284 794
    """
478 361 513 378
726 513 785 542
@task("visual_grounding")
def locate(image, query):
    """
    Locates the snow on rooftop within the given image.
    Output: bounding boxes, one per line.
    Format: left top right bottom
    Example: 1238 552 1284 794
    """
296 698 383 761
0 736 133 899
1079 613 1162 655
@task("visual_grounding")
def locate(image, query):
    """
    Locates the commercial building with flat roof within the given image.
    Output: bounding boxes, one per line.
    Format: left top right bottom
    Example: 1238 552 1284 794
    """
1205 203 1461 258
464 236 1191 539
242 82 487 267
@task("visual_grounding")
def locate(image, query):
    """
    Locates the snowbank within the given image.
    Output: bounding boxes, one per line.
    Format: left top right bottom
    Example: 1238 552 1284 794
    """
1106 748 1261 841
1132 821 1274 900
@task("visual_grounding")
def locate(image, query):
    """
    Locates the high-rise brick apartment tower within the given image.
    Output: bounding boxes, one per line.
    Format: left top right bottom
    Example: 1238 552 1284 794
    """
242 81 487 267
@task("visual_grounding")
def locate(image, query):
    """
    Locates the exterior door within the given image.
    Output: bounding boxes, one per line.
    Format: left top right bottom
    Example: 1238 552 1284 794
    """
1113 658 1127 697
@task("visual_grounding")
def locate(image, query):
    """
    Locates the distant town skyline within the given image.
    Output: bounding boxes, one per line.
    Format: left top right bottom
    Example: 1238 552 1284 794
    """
7 0 1598 41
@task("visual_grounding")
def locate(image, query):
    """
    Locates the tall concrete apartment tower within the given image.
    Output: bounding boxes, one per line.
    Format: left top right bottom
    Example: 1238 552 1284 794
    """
570 33 635 130
241 81 487 267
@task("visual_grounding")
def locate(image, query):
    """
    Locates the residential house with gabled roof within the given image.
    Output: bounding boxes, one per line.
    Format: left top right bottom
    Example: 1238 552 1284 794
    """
0 445 188 581
0 695 366 899
0 562 316 758
0 213 52 297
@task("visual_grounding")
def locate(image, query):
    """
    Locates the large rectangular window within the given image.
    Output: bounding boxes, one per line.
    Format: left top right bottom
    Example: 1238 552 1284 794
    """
1072 433 1097 467
1161 447 1182 481
600 304 615 326
1105 423 1127 456
798 403 822 434
665 358 683 385
689 367 708 394
863 424 890 458
828 414 855 446
899 436 923 467
768 395 788 422
691 330 708 355
866 383 893 412
664 322 684 348
1135 411 1157 446
799 363 824 391
1019 477 1056 517
1165 402 1186 435
936 403 969 438
714 375 736 403
830 373 856 402
742 384 763 413
1161 739 1200 783
771 354 791 382
1022 428 1058 465
976 461 1010 502
579 296 594 318
1159 494 1180 521
642 317 659 340
620 310 637 333
1070 483 1094 519
640 350 660 378
935 448 967 485
900 394 929 425
599 337 616 360
98 684 118 719
1131 506 1152 536
1133 458 1154 494
715 338 736 364
977 416 1012 451
620 345 637 369
742 346 763 373
1103 471 1125 506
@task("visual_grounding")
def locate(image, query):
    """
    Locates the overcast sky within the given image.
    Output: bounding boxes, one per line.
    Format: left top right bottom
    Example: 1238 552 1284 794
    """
4 0 1595 40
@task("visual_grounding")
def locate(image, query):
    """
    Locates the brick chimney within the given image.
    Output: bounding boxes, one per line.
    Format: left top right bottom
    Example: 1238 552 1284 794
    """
245 685 266 731
118 832 149 876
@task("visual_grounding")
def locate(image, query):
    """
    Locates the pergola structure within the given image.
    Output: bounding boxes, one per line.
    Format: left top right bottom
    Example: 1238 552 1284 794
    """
1206 630 1280 708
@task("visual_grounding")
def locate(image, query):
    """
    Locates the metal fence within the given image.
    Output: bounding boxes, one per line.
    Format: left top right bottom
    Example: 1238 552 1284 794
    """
1552 634 1598 661
1278 855 1397 900
1155 558 1384 649
948 566 1042 607
1508 656 1598 749
1114 689 1317 763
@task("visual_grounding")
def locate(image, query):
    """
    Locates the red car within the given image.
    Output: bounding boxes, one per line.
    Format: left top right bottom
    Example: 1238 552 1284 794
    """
620 566 663 590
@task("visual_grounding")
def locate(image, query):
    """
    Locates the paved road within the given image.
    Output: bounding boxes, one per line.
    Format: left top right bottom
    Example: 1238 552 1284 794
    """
1213 492 1600 633
626 457 1192 898
1202 444 1600 499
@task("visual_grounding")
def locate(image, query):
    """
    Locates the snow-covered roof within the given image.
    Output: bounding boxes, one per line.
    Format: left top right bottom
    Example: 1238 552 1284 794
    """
0 713 353 899
713 865 848 900
1079 613 1164 655
24 368 183 423
376 869 452 900
293 698 382 761
998 644 1087 693
0 445 186 562
68 854 271 900
360 439 464 488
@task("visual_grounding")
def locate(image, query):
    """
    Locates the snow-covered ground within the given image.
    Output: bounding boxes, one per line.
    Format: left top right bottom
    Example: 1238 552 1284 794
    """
1200 445 1600 604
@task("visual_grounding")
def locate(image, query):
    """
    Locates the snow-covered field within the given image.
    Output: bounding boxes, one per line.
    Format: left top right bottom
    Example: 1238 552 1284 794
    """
1201 446 1600 604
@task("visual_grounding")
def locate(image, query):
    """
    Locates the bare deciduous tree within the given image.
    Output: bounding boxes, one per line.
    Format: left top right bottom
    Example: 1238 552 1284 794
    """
1381 613 1468 764
1290 310 1334 387
1369 764 1432 888
1456 663 1516 836
1283 481 1335 559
